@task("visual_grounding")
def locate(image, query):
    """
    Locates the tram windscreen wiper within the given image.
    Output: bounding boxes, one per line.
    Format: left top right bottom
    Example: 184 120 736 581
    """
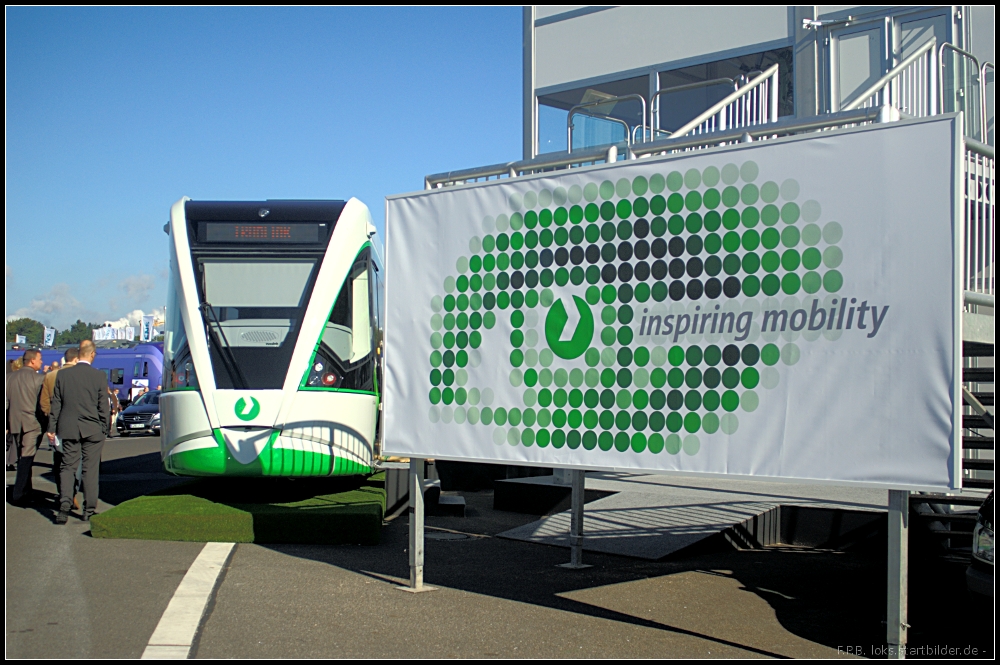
199 302 249 390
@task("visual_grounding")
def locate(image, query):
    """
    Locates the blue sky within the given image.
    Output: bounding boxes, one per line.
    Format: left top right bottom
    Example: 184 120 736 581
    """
6 7 522 329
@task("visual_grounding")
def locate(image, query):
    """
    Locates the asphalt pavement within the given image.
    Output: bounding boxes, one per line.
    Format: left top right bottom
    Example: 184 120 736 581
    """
5 438 993 659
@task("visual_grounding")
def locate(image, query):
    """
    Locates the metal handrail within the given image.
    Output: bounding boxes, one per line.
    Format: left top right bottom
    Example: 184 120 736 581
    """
670 63 780 138
843 38 936 112
650 77 737 137
567 93 647 153
965 137 994 159
981 62 993 146
964 291 994 308
940 43 983 141
513 145 618 176
737 70 764 87
631 107 880 158
424 162 513 190
424 145 618 189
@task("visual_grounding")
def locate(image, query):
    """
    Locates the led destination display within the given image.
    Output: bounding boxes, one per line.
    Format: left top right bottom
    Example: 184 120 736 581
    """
198 222 324 243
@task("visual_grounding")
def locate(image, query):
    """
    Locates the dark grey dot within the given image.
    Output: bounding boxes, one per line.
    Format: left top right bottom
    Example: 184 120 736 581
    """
634 261 650 281
617 242 633 261
686 279 703 300
669 281 686 301
705 278 722 299
617 263 633 282
634 239 650 260
723 344 741 366
652 260 668 280
651 238 667 259
601 264 617 283
555 247 569 266
633 218 649 238
686 257 703 278
668 237 685 257
570 246 584 265
540 249 553 267
668 259 686 279
586 245 600 264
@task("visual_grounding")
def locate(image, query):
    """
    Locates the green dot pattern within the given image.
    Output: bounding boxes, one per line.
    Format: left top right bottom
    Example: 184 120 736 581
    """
424 164 837 455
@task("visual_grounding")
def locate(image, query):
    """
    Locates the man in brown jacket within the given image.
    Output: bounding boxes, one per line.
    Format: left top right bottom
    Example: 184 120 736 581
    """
6 349 45 505
40 347 79 498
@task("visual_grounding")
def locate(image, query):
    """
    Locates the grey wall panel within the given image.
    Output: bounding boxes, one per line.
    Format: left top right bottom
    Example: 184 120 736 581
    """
969 5 994 67
535 6 792 89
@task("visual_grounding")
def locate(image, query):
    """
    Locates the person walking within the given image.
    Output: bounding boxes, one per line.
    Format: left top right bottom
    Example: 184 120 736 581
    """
47 341 109 524
106 387 120 437
6 349 45 505
40 347 79 500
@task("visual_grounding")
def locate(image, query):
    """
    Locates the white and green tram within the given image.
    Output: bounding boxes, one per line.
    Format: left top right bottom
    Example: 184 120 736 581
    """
160 198 384 477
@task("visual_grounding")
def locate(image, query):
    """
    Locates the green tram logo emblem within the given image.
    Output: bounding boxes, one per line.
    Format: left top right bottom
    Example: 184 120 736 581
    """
545 296 594 359
426 161 847 457
235 396 261 421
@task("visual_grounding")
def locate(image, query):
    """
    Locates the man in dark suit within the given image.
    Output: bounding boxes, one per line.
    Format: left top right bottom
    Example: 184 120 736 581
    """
47 340 109 524
6 349 45 505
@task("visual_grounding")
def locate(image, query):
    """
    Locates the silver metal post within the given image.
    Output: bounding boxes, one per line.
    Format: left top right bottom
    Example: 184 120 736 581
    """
399 458 436 592
887 489 909 658
558 469 591 569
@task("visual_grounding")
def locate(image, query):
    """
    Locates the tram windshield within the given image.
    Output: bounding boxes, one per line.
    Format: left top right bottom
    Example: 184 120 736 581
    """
198 258 317 389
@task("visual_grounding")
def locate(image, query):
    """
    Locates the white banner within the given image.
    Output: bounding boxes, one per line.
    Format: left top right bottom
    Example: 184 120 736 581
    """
141 315 155 342
93 326 135 341
15 335 27 344
385 117 959 490
43 328 56 347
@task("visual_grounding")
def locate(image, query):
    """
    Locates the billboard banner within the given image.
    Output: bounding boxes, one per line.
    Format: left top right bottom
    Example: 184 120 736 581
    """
385 117 959 489
43 327 56 347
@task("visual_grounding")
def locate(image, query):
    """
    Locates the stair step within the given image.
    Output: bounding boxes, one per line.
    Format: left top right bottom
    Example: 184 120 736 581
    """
963 415 994 429
912 512 979 524
910 493 986 507
963 436 995 450
972 392 994 406
924 527 974 538
962 458 995 471
963 478 995 489
963 368 994 383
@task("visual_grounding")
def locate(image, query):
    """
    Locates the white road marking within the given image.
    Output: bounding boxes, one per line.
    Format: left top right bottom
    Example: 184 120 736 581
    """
141 542 235 659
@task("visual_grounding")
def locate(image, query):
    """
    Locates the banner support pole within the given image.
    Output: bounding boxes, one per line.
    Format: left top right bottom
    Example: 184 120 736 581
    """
558 469 591 569
886 489 909 658
399 458 436 592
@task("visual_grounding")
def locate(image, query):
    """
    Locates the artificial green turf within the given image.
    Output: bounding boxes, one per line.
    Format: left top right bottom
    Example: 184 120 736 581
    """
91 474 386 544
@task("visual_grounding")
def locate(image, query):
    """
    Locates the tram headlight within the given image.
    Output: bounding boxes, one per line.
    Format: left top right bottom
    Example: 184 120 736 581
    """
322 372 338 386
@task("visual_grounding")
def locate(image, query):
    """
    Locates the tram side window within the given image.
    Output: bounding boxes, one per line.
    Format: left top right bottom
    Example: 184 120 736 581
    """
133 360 141 377
111 368 125 385
143 361 149 377
311 249 375 391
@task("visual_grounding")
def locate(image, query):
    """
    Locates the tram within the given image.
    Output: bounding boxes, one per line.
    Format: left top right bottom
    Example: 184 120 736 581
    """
160 198 384 477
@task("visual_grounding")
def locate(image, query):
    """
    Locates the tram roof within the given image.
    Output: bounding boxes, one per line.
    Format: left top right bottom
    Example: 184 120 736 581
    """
185 200 346 223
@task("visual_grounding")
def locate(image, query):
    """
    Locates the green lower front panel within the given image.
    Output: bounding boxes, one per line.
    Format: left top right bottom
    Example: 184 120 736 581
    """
164 429 371 478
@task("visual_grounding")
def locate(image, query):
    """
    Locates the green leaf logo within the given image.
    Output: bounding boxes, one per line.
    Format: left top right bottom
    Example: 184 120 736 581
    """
545 296 594 359
234 396 261 421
